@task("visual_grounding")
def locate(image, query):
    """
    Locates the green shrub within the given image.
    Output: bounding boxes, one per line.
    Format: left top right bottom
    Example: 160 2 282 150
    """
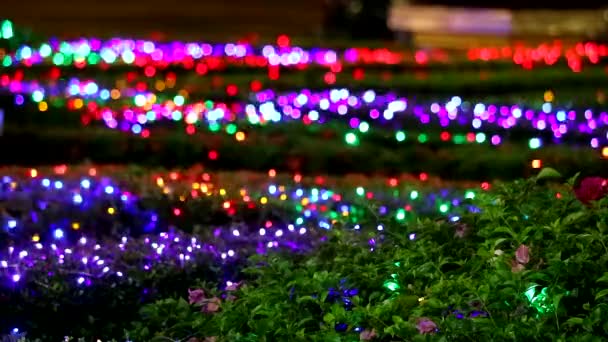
130 172 608 341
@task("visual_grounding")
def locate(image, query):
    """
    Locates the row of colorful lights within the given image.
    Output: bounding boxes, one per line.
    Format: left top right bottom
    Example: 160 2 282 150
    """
3 73 607 152
1 20 607 71
0 167 483 287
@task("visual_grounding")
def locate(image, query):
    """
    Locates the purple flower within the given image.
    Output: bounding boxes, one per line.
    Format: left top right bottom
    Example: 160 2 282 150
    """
515 245 530 265
188 288 205 305
359 328 377 340
416 317 437 334
574 177 608 205
226 282 241 291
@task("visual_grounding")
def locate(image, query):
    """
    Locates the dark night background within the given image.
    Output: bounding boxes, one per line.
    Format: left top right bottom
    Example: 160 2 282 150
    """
3 0 607 40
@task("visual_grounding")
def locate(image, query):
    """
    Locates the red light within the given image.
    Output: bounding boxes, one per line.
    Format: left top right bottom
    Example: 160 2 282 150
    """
195 63 208 75
324 72 336 85
353 68 365 80
389 178 398 187
170 172 178 180
250 80 262 91
277 35 290 47
481 182 490 190
265 220 272 228
226 84 238 96
420 173 428 181
186 125 195 135
142 129 150 138
144 66 156 77
173 208 181 216
208 150 218 160
440 132 451 141
268 67 279 80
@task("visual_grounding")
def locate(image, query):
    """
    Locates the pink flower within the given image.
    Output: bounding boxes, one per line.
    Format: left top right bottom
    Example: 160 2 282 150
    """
416 317 437 334
360 328 377 340
202 297 221 313
188 288 206 305
574 177 608 205
511 259 525 273
515 245 530 265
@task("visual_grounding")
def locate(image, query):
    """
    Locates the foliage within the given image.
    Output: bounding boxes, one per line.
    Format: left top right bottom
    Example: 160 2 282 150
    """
130 173 608 341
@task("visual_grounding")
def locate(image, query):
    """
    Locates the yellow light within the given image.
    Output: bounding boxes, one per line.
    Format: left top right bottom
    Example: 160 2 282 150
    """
260 197 268 204
342 211 349 216
301 198 309 206
163 187 170 194
38 101 48 111
219 189 226 196
239 189 247 196
110 89 121 99
201 185 208 193
531 159 542 169
73 98 84 109
32 234 40 242
30 169 38 178
603 147 608 158
192 182 200 189
72 222 80 230
156 177 164 187
280 194 287 200
235 131 246 141
543 90 554 102
155 80 166 91
179 196 185 202
107 207 115 215
10 182 16 189
149 94 157 104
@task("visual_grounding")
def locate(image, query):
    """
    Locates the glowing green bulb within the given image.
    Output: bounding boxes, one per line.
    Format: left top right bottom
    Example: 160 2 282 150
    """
439 203 449 213
395 131 406 142
296 217 304 225
453 134 466 144
396 209 406 221
1 20 14 39
358 121 369 133
226 124 237 135
171 111 182 121
383 280 401 292
52 53 64 66
1 56 11 67
209 122 220 132
174 95 185 106
529 138 542 149
31 90 44 103
417 133 428 143
39 44 52 58
345 132 359 145
475 132 486 143
465 191 475 199
410 190 419 200
356 187 365 196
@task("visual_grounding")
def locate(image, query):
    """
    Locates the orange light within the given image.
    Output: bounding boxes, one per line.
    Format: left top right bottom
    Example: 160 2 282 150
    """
268 169 276 178
531 159 542 168
235 131 246 141
602 147 608 158
38 101 48 112
30 169 38 178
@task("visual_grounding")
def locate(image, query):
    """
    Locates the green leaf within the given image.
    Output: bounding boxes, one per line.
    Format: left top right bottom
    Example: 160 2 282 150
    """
564 317 584 326
563 211 586 225
597 273 608 283
536 167 562 181
323 313 335 324
596 289 608 301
